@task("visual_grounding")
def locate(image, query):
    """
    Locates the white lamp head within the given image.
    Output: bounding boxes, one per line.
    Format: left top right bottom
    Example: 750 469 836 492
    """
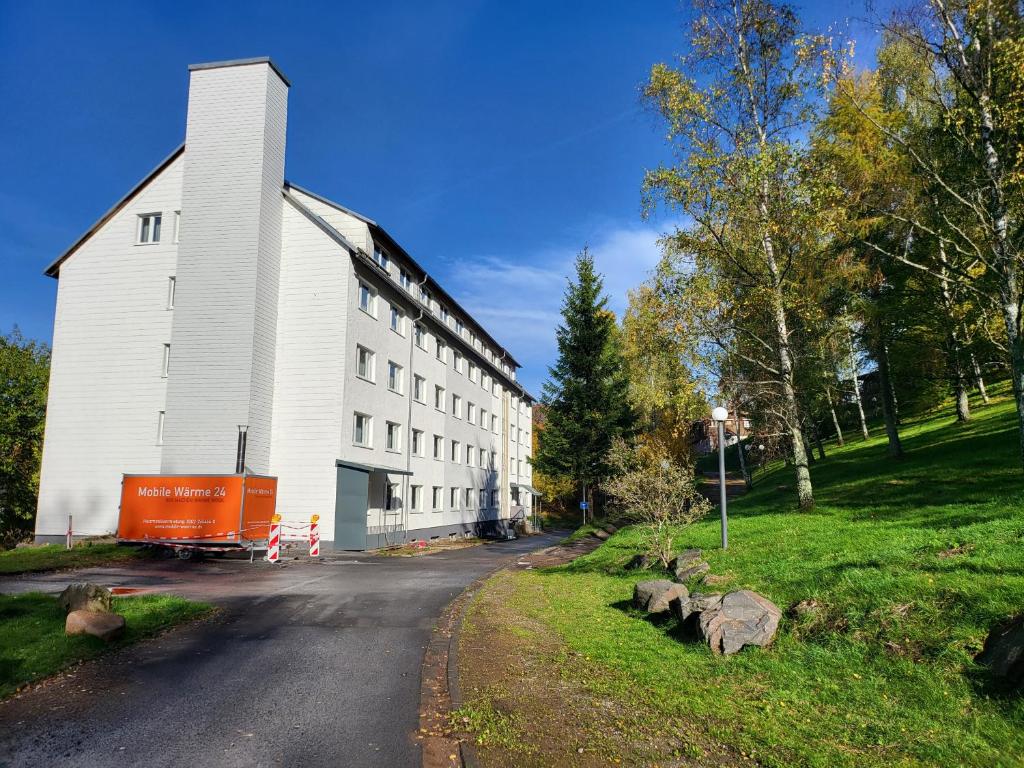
712 406 729 422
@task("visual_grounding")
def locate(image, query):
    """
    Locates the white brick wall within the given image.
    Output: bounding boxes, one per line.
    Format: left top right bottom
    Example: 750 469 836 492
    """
35 157 183 537
161 62 287 474
268 198 349 534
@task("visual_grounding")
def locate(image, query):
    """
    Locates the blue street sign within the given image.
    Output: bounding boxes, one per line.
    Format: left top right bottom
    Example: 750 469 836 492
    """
579 501 588 510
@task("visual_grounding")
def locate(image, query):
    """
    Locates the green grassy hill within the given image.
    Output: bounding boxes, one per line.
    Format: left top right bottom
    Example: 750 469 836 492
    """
508 383 1024 766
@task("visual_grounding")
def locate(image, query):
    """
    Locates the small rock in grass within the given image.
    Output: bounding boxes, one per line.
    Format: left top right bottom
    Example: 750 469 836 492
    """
593 529 610 541
625 554 654 571
66 610 126 642
698 590 781 655
668 549 702 571
603 524 618 535
633 580 689 614
58 583 113 614
674 561 710 582
977 614 1024 688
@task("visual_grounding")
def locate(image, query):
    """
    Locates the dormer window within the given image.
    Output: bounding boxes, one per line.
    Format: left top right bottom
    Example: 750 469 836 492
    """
137 213 162 244
399 269 411 290
373 244 390 272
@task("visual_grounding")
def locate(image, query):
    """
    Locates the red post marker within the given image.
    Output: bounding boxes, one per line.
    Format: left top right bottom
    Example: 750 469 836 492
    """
268 514 282 563
308 514 320 558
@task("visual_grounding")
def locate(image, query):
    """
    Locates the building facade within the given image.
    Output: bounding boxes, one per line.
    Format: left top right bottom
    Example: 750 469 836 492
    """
35 58 536 549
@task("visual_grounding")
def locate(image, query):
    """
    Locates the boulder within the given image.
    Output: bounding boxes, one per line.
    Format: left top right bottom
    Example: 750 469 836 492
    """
977 614 1024 688
674 561 711 582
603 524 618 535
625 554 654 571
66 610 126 642
633 580 689 614
593 529 610 541
670 592 724 623
698 590 781 655
58 583 113 614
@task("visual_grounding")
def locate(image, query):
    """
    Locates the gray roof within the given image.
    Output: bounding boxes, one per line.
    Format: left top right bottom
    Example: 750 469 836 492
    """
188 57 290 87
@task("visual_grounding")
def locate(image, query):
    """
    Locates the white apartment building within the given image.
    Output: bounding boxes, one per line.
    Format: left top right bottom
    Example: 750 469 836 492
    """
34 58 537 549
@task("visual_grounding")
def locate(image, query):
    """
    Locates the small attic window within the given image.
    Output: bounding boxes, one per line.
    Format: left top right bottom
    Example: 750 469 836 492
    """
137 213 162 244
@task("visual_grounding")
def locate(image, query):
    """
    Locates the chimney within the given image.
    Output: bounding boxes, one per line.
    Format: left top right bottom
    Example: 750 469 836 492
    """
161 58 289 474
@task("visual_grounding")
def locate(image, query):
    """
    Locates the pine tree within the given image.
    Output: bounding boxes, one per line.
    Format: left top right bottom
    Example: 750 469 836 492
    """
533 249 634 515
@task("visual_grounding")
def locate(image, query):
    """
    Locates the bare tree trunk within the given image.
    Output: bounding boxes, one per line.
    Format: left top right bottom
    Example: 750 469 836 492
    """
939 243 970 422
875 319 903 458
825 387 845 446
811 419 826 461
847 327 870 440
733 403 751 489
970 351 990 403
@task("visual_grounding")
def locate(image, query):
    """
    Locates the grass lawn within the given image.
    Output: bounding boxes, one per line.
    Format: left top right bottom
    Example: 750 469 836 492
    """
0 592 213 699
0 542 146 575
460 383 1024 767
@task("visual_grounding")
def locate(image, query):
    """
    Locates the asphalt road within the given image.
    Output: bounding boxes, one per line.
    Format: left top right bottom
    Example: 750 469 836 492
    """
0 533 563 768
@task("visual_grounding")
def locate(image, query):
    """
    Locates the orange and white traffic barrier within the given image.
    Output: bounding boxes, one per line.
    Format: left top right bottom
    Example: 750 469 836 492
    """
268 514 282 563
309 514 320 557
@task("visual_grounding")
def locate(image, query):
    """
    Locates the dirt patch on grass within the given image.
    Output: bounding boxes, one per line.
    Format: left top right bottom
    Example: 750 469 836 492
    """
379 538 488 558
454 572 745 767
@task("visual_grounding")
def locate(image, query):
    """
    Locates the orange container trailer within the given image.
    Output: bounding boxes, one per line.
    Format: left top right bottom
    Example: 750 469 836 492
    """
118 474 278 549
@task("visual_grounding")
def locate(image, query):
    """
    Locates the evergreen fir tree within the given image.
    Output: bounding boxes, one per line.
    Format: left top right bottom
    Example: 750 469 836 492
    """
533 249 635 514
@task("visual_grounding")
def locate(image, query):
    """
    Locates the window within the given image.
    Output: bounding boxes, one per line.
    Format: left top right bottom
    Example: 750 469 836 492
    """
435 385 445 410
161 343 170 378
479 489 487 507
157 410 165 445
451 440 460 462
453 351 463 373
412 429 424 456
490 450 497 469
491 414 498 433
436 338 447 363
386 482 399 510
386 421 401 452
373 244 390 272
410 485 422 512
467 402 476 423
452 394 462 417
399 268 411 290
450 487 460 509
466 444 474 466
440 306 449 324
455 318 464 336
413 375 426 403
173 211 181 244
167 276 176 309
465 488 473 508
137 213 162 244
433 486 443 510
480 448 487 467
387 361 403 393
480 409 487 428
490 489 498 508
414 323 426 349
357 346 375 381
492 379 499 396
421 287 432 307
390 305 404 335
481 373 489 391
433 434 443 459
358 282 375 315
353 413 371 446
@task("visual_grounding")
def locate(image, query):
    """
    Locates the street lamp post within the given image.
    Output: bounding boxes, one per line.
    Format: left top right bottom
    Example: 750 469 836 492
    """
712 406 729 549
235 425 248 474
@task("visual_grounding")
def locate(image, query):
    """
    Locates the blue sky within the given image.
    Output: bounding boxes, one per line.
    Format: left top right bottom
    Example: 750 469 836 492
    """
0 1 882 396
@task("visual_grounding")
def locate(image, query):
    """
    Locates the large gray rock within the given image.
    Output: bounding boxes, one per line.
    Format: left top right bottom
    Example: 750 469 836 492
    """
670 592 724 623
674 561 711 582
633 580 689 614
698 590 781 655
58 583 112 614
66 610 126 642
977 615 1024 688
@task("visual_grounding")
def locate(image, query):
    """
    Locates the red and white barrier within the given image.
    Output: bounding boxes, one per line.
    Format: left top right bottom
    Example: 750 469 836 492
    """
309 514 320 557
267 514 282 564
